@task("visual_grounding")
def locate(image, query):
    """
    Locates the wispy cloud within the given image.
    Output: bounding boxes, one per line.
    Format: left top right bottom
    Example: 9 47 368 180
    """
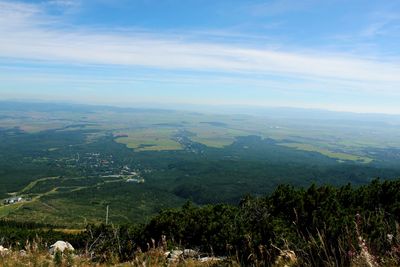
48 0 79 7
0 0 400 113
360 11 400 38
1 2 399 83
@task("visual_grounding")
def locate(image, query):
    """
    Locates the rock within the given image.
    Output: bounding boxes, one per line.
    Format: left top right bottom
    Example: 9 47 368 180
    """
199 256 225 262
19 250 27 257
170 249 183 259
166 249 184 262
49 241 74 254
183 249 198 258
0 245 9 255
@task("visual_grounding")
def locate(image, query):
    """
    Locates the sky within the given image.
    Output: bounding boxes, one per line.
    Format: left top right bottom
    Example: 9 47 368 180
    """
0 0 400 114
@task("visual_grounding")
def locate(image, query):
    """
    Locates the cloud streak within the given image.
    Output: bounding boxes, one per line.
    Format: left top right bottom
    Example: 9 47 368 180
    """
0 0 400 112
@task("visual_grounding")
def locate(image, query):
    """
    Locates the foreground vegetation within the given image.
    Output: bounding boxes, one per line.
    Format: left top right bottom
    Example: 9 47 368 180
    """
2 178 400 266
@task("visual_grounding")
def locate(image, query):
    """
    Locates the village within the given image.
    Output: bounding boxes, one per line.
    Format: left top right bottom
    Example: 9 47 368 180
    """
101 165 146 184
1 152 147 206
3 196 26 205
53 151 148 183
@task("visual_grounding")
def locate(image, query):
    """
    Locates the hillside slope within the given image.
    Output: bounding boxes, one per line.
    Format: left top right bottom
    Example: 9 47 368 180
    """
1 179 400 266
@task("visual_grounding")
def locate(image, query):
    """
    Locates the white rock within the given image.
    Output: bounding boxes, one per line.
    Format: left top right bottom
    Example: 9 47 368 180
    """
183 249 198 258
19 250 27 257
49 241 74 254
171 249 183 257
168 249 183 261
199 256 225 262
0 245 9 255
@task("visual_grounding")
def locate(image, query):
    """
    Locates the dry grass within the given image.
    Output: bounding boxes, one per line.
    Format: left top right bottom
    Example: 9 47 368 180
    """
1 244 397 267
0 251 237 267
2 213 400 267
0 241 236 267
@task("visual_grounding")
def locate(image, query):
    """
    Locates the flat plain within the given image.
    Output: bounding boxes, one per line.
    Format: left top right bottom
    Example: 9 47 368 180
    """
1 102 400 227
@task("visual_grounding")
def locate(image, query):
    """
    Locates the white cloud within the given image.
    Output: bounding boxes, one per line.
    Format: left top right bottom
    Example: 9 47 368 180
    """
48 0 79 6
361 11 400 38
0 0 399 98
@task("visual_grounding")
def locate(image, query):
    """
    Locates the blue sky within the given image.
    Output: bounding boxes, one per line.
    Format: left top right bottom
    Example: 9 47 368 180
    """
0 0 400 113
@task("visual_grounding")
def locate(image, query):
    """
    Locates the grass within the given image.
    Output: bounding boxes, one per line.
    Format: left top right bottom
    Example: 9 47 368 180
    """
19 176 60 194
53 228 84 234
0 203 23 217
114 128 182 151
188 126 249 148
0 229 394 267
278 142 373 163
0 249 234 267
2 177 186 227
3 199 105 227
0 176 118 226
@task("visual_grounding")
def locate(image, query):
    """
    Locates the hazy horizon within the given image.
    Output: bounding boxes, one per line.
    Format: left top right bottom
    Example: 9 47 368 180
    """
4 98 400 120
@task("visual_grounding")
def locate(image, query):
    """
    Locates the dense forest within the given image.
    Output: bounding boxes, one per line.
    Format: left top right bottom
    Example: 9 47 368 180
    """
2 178 400 266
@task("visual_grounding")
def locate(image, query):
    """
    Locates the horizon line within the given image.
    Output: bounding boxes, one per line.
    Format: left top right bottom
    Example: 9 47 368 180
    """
2 97 400 117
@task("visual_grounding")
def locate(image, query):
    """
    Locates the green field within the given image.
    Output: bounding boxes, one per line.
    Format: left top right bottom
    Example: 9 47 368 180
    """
115 128 182 151
279 142 373 163
188 126 249 148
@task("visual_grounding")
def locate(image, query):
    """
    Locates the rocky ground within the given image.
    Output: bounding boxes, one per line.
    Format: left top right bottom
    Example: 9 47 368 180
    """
0 241 245 267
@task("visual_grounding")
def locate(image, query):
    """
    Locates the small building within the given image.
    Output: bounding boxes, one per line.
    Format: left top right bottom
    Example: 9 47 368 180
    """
126 178 145 184
3 196 23 205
